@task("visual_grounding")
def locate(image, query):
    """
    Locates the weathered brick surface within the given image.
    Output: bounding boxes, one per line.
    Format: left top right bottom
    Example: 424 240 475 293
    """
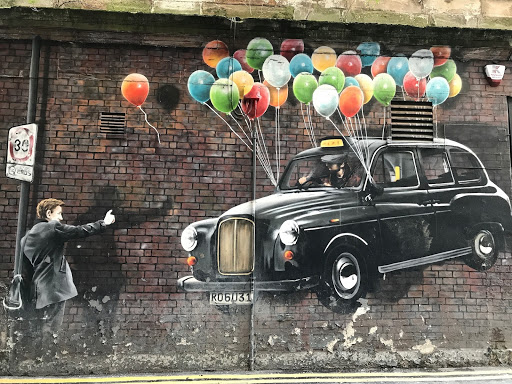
0 26 511 374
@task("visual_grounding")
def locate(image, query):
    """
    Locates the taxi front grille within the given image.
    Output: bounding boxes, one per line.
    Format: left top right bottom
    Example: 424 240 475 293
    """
217 218 254 275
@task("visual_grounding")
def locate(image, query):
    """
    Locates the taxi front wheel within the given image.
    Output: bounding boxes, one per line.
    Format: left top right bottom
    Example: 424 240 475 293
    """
464 229 499 271
316 250 368 313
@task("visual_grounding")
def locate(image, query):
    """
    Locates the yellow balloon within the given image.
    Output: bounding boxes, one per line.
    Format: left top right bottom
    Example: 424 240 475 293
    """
229 70 255 99
355 74 374 104
312 46 337 72
449 73 462 98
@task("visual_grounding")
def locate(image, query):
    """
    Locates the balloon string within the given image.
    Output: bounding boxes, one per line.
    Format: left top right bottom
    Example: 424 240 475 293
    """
275 104 280 182
307 104 317 147
300 103 314 147
256 118 276 185
204 103 252 151
255 119 277 186
138 106 161 144
327 117 373 183
232 104 252 143
381 105 387 139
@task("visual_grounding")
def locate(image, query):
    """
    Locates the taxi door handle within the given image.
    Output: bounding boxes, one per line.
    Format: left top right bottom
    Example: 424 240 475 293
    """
421 199 440 205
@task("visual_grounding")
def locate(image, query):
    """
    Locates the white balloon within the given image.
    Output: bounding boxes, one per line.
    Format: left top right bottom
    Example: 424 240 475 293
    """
313 84 339 118
409 49 434 79
262 55 291 88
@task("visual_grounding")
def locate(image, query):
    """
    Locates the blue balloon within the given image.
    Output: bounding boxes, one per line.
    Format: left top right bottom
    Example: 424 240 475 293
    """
387 56 409 87
426 77 450 106
357 42 380 67
216 57 242 79
289 53 313 78
343 77 360 89
188 70 215 103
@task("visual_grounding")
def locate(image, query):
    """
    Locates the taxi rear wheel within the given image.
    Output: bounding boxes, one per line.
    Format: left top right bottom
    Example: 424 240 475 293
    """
464 229 499 271
316 249 368 313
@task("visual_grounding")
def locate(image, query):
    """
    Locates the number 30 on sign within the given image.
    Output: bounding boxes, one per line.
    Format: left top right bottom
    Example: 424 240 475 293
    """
6 124 37 182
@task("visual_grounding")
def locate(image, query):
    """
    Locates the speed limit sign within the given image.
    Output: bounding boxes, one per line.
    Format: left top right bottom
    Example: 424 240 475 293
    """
6 123 38 182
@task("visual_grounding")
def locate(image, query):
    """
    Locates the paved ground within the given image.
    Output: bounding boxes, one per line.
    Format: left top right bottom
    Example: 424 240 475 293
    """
0 367 512 384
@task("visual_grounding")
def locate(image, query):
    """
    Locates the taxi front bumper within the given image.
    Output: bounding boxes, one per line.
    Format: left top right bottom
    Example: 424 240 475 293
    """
177 275 319 292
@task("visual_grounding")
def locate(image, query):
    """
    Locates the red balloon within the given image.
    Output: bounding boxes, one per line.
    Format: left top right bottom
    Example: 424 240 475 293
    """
339 86 363 118
121 73 149 107
241 83 270 120
430 46 451 67
280 39 305 62
403 71 426 100
233 49 254 73
371 56 391 78
336 51 362 77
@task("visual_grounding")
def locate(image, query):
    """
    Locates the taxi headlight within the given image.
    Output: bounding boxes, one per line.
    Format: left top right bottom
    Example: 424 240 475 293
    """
181 226 198 252
279 220 300 245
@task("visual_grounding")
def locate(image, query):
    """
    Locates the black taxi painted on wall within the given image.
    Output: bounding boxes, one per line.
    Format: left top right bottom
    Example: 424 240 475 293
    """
178 136 512 312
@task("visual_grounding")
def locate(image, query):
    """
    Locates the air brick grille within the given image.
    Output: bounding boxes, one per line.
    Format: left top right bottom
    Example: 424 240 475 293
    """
390 100 434 141
99 112 126 135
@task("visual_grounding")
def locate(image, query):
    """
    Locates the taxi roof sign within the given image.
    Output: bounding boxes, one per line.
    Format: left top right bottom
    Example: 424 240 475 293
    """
320 138 344 148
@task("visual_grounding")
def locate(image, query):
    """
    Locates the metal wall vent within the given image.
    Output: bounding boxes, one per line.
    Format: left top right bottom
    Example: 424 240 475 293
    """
99 112 126 135
390 100 434 141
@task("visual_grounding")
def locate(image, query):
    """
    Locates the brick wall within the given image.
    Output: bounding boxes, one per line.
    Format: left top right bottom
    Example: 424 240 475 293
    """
0 28 512 374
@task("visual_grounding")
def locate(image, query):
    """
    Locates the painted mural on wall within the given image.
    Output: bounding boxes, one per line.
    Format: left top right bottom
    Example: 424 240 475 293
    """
175 38 511 313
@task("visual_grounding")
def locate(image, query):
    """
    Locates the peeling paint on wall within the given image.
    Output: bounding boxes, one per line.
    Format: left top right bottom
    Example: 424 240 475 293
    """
412 339 436 354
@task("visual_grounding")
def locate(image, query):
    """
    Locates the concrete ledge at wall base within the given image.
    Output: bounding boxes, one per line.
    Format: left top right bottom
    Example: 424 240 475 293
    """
0 348 511 376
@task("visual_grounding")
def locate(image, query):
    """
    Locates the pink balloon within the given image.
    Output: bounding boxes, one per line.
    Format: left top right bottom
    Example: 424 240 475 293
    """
403 71 426 100
234 49 254 73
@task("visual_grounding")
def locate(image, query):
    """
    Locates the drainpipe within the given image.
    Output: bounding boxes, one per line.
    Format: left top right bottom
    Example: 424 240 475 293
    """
13 36 41 274
249 129 257 371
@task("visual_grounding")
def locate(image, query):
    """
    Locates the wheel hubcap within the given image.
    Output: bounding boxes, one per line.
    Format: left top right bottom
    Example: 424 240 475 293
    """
474 230 495 258
333 255 360 298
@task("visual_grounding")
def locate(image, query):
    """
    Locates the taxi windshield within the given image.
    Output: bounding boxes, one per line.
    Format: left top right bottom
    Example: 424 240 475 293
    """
280 150 366 190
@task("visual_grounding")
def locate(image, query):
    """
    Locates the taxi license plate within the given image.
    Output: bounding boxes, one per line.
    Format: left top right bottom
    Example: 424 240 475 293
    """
210 292 253 305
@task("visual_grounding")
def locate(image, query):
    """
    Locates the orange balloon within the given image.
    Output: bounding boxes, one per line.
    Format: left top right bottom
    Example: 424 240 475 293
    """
264 80 288 108
449 73 462 98
312 46 337 72
230 70 254 99
203 40 229 68
339 86 363 118
121 73 149 107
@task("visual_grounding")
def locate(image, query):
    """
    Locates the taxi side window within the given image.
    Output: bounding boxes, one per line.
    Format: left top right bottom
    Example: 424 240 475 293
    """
372 150 419 188
449 149 485 184
420 148 454 186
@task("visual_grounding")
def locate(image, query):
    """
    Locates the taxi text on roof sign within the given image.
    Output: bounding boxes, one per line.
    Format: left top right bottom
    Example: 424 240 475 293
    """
320 138 344 148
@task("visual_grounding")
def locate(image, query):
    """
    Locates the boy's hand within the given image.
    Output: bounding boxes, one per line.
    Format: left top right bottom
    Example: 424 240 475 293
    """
104 210 115 225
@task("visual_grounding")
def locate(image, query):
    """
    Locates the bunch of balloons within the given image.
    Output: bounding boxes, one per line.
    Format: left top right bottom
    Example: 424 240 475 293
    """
188 39 463 123
188 38 305 120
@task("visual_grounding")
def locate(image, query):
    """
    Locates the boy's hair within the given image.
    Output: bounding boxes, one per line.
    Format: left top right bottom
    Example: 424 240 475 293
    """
36 198 65 219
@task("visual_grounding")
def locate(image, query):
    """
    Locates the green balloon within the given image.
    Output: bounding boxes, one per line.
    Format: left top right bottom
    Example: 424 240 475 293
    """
319 67 345 93
210 78 240 114
246 38 273 70
293 73 318 104
373 73 396 106
430 59 457 82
